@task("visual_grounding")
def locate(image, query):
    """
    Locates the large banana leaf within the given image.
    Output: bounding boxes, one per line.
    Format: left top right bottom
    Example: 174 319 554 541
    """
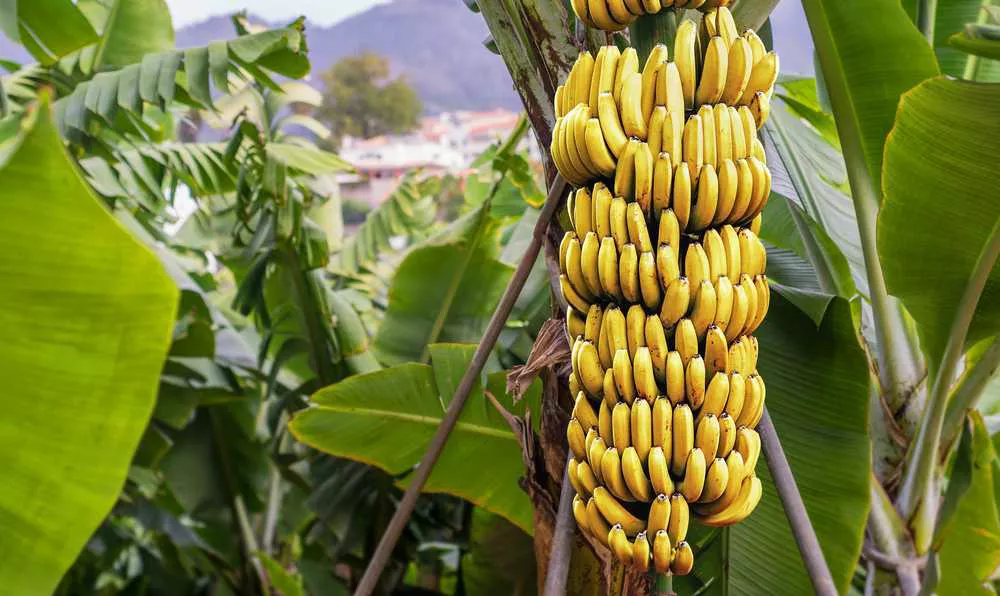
90 0 175 69
289 343 541 533
373 206 513 365
0 0 98 65
0 99 178 593
684 294 871 595
879 78 1000 366
55 25 308 137
800 0 938 194
933 413 1000 595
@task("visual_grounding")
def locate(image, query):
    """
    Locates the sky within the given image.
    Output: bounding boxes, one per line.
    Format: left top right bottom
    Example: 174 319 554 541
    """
165 0 390 27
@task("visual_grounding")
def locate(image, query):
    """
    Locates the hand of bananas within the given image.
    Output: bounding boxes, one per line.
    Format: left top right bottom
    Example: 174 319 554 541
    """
571 0 732 31
555 6 778 576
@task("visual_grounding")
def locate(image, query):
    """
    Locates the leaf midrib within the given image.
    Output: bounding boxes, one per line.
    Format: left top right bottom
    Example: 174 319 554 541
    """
306 403 516 440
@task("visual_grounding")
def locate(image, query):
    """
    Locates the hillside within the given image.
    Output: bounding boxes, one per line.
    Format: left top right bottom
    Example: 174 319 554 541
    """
0 0 814 114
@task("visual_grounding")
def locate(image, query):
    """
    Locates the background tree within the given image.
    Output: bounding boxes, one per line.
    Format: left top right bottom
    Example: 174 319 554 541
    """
318 51 422 147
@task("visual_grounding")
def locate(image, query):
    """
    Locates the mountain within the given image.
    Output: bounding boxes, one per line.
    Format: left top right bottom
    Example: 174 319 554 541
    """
185 0 521 114
0 0 814 114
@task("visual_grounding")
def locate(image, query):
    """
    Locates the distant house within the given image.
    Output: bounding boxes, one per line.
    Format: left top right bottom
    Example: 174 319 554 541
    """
338 108 539 206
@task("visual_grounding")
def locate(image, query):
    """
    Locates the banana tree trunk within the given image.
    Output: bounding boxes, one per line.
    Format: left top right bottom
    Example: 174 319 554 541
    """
477 2 652 592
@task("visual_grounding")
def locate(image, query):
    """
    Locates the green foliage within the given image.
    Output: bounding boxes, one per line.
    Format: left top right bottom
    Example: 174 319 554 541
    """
0 96 177 593
317 51 423 146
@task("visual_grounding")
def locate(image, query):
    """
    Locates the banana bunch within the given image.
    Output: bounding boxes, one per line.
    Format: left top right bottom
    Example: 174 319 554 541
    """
556 6 778 576
571 0 732 32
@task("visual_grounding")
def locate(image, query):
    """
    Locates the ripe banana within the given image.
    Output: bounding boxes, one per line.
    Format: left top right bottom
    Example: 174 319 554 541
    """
622 446 653 501
704 324 729 379
580 232 603 297
658 209 681 251
648 445 674 495
613 348 637 404
608 524 635 565
633 142 654 215
573 494 591 534
665 350 685 405
586 497 612 546
615 138 638 201
633 532 651 572
566 308 586 340
686 354 706 410
653 530 672 574
689 163 719 232
599 399 613 444
602 446 635 501
626 201 652 252
574 390 600 429
674 20 699 110
671 403 694 475
695 413 721 461
681 447 707 501
647 106 666 157
660 276 690 328
598 237 622 300
620 72 647 139
597 92 628 158
714 275 735 330
612 401 631 452
593 487 646 534
625 304 647 358
672 541 694 575
689 280 717 339
619 243 641 303
673 318 699 365
699 105 717 169
718 412 737 458
668 493 690 543
696 36 727 107
701 372 730 418
648 492 671 534
575 339 604 398
652 152 673 219
684 242 711 295
646 315 669 383
682 114 704 181
721 37 753 105
585 117 618 177
634 347 658 404
609 196 629 252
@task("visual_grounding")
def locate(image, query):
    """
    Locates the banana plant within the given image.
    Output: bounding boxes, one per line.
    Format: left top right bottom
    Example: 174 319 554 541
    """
470 0 1000 593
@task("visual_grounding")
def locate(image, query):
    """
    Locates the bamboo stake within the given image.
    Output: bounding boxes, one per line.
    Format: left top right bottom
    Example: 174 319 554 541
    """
353 174 569 596
543 456 577 595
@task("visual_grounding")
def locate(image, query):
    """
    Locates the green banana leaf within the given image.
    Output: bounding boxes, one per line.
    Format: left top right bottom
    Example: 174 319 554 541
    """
374 206 513 366
879 77 1000 366
289 343 541 533
934 413 1000 595
90 0 175 69
461 509 537 595
686 294 871 595
800 0 938 195
0 98 178 593
0 0 98 65
934 0 1000 80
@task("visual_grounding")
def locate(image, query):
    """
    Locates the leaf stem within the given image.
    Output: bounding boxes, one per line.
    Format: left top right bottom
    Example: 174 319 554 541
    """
895 217 1000 552
628 10 678 63
962 0 994 79
940 335 1000 451
917 0 939 44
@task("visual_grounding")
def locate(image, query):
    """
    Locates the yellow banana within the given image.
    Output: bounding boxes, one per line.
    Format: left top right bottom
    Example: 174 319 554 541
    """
718 412 737 458
575 52 596 109
656 243 680 289
715 159 739 225
608 524 635 565
641 44 669 123
660 277 690 328
584 304 603 344
631 396 653 460
699 104 717 169
584 118 618 177
596 45 622 97
566 107 595 180
613 48 639 104
577 458 600 495
567 308 586 341
674 19 699 110
704 324 729 379
603 367 619 409
597 92 628 158
569 372 581 398
653 530 672 574
626 198 653 253
735 426 761 472
686 354 707 410
565 235 597 302
573 493 591 534
647 106 667 157
729 106 748 159
656 61 685 118
746 154 772 221
598 311 614 369
684 241 711 295
620 72 647 139
738 275 757 338
671 541 695 576
568 418 589 460
750 212 762 236
714 275 735 330
738 105 758 154
690 280 717 339
671 403 694 475
588 48 607 114
663 109 683 161
699 475 761 526
681 447 707 501
713 104 733 165
716 6 738 45
633 142 654 215
574 390 600 429
599 399 614 444
724 371 745 421
737 374 762 428
741 51 779 104
613 348 637 404
607 0 636 26
721 37 752 105
652 152 673 219
701 372 730 418
668 493 690 543
696 413 721 461
633 532 652 572
576 340 605 398
689 163 719 232
730 158 754 224
622 446 652 502
646 315 669 382
738 228 762 277
639 252 661 310
673 317 699 364
597 237 622 301
593 486 646 534
696 36 727 106
612 401 631 452
703 228 727 281
749 275 770 332
658 209 681 250
554 84 566 120
696 450 745 515
671 162 692 232
665 350 685 405
609 195 629 252
580 232 604 297
682 114 704 181
586 497 612 546
602 446 635 501
728 337 747 376
648 493 671 535
559 230 575 275
634 347 659 404
614 138 638 201
719 225 742 280
560 274 591 316
573 188 594 237
648 446 673 495
604 306 628 355
625 303 647 358
618 243 640 303
725 279 749 343
588 0 627 31
744 29 767 64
